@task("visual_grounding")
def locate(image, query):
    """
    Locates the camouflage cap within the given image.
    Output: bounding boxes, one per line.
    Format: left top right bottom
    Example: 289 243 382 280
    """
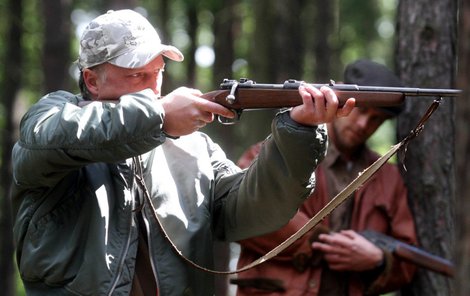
78 9 184 69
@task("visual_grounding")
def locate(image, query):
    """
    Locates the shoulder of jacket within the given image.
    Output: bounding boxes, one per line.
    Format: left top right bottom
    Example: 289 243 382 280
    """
41 90 80 102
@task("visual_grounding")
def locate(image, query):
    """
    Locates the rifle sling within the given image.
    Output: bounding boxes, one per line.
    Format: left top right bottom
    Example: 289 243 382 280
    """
133 98 442 275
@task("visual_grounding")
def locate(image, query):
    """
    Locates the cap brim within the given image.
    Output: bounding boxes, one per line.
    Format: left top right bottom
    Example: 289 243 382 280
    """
109 44 184 69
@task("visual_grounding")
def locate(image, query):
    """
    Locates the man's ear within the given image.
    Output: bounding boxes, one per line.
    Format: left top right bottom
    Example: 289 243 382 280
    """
82 68 100 98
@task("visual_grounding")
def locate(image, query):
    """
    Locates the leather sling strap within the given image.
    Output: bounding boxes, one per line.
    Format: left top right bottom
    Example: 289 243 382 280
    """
133 98 442 275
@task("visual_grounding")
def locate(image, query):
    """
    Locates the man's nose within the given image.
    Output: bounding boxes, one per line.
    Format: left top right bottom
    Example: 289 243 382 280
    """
148 75 160 95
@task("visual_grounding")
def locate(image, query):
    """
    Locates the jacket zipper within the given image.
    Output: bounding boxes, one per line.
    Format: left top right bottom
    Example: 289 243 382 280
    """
108 192 135 295
143 209 160 294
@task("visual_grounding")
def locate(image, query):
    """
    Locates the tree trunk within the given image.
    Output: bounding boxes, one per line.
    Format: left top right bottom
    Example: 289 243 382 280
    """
311 0 335 81
103 0 138 10
395 0 457 295
0 0 23 294
272 0 305 81
213 0 236 85
41 0 72 93
249 0 276 82
219 0 308 160
232 0 278 158
455 0 470 295
203 0 239 159
249 0 305 81
151 0 170 42
186 1 198 87
147 0 177 95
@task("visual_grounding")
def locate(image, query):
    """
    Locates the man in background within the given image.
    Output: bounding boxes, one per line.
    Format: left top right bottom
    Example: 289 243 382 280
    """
233 59 417 296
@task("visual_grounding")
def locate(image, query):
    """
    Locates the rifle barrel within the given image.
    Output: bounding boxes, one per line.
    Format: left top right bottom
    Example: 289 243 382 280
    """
395 243 455 277
325 85 461 97
219 79 462 97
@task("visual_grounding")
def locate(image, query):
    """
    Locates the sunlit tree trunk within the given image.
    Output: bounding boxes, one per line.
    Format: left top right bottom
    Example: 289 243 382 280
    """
0 0 23 294
395 0 457 295
455 0 470 295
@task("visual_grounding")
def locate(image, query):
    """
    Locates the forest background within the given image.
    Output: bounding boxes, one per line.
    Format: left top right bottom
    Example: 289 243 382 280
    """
0 0 469 295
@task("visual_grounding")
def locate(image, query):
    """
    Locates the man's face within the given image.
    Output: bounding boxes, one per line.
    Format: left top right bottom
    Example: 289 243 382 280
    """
90 55 166 101
329 107 392 152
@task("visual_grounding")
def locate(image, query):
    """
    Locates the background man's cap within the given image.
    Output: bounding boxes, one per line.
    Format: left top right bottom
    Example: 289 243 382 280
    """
344 59 404 116
78 9 184 69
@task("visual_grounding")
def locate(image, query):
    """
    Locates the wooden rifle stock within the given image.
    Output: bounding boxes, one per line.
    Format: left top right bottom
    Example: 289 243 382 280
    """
362 230 455 277
201 79 461 122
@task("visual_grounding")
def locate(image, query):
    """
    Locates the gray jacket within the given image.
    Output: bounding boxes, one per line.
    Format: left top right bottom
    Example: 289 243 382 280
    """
11 89 328 295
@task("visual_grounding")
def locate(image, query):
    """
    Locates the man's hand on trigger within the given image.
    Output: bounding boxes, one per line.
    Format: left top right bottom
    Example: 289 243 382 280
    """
160 87 235 137
290 84 355 126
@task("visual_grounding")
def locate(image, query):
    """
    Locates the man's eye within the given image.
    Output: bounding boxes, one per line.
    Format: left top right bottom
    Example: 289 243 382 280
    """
130 73 143 78
155 68 165 75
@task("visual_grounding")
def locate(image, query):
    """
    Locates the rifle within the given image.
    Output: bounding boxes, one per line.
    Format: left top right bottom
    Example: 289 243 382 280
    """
201 78 461 124
361 230 455 277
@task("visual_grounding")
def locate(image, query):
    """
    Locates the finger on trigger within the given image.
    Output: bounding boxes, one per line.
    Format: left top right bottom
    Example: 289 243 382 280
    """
202 111 215 123
202 99 235 119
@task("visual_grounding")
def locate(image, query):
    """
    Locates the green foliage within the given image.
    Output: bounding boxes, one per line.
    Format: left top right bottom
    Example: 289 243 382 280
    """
367 119 399 163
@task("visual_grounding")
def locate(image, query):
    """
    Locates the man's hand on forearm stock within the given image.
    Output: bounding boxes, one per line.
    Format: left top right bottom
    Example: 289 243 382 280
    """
290 84 355 126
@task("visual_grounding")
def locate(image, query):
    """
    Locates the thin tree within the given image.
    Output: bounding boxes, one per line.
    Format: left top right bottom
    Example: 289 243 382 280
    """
223 0 309 159
41 0 72 93
103 0 138 10
395 0 457 295
455 0 470 294
212 0 236 85
310 0 335 81
0 0 23 294
203 0 240 159
185 0 198 87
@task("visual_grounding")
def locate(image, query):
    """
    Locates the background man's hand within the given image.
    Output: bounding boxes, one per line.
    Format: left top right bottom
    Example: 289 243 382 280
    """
290 84 355 126
160 87 235 137
311 230 384 271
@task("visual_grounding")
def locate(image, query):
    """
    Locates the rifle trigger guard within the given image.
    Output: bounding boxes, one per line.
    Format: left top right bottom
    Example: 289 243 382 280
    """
216 109 241 125
226 81 239 105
